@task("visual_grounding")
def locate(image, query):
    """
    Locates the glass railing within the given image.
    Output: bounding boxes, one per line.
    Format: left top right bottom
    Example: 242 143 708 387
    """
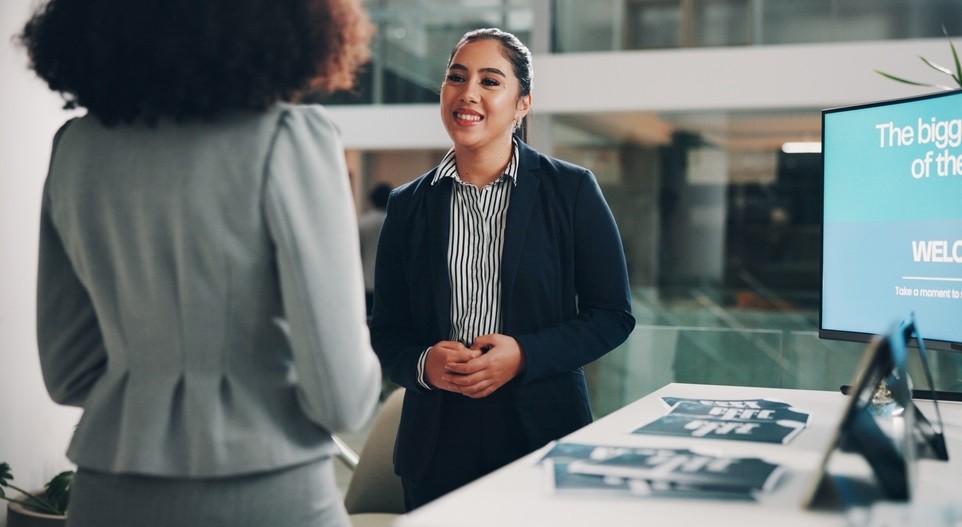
586 304 962 418
315 0 961 105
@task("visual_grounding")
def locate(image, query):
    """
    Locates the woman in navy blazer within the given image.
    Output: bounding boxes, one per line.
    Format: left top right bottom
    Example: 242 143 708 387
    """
369 28 635 510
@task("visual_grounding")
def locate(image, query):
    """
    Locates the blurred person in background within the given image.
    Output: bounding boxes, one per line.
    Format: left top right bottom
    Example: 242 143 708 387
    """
359 182 392 316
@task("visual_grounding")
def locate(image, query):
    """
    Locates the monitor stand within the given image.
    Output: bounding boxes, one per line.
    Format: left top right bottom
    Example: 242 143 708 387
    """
841 385 962 402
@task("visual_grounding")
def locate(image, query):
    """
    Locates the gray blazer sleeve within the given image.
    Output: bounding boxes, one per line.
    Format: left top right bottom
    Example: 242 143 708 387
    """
263 107 381 432
37 179 109 406
37 121 108 407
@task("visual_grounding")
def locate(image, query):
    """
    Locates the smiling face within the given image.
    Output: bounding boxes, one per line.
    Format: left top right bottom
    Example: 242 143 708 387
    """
440 38 531 153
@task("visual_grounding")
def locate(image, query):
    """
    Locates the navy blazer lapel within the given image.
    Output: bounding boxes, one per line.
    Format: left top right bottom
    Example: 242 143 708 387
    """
501 143 541 320
426 176 452 338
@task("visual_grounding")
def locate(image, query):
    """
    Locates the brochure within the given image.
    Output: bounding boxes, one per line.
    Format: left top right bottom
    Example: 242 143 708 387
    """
660 397 812 426
538 442 783 500
632 397 811 444
545 460 655 498
567 447 783 493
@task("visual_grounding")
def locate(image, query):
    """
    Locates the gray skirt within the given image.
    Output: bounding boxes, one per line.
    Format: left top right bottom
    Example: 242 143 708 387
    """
67 457 349 527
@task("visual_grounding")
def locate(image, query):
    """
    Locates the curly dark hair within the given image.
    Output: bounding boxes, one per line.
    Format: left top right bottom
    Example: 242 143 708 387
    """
18 0 373 126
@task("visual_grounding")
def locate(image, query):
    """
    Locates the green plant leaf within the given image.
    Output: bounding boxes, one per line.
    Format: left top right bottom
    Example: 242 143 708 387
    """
919 55 956 77
876 27 962 90
944 26 962 87
0 462 70 516
0 462 12 498
42 470 73 514
873 69 938 87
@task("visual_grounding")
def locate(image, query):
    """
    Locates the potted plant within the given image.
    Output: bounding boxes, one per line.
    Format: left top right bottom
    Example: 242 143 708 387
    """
875 25 961 90
0 462 73 527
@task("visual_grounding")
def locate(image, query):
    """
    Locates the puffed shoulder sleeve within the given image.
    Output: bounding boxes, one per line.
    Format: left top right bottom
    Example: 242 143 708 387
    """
263 106 381 432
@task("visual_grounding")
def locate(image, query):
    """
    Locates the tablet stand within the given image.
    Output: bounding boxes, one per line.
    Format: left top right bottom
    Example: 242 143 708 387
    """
802 315 949 509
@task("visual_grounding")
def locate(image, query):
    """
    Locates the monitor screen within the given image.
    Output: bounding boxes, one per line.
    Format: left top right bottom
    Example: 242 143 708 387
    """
820 89 962 352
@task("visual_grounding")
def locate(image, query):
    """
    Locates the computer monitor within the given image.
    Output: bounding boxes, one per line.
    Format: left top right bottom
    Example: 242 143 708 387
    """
819 89 962 353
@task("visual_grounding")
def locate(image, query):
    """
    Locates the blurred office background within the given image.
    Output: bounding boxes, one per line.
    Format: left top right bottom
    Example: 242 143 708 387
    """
2 0 961 516
321 0 962 416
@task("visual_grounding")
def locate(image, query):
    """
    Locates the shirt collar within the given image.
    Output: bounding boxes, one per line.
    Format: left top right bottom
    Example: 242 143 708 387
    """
431 138 520 187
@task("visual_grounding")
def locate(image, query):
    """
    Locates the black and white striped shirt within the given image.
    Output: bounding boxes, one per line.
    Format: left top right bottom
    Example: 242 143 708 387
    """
416 140 520 389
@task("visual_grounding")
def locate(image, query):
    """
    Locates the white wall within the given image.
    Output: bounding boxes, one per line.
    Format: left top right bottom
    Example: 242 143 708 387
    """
533 39 948 113
0 2 82 524
327 39 947 149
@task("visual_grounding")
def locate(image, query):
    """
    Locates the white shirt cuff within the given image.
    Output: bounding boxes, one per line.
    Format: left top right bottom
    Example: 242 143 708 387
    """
417 347 433 390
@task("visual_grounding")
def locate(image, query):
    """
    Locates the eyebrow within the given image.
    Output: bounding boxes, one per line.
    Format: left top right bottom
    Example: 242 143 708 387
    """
448 63 507 78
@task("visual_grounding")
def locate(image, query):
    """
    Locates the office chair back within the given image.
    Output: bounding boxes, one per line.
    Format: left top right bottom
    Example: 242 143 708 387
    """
344 387 406 516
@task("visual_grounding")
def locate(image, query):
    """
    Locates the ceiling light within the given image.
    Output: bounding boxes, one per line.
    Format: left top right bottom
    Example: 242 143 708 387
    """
781 141 821 154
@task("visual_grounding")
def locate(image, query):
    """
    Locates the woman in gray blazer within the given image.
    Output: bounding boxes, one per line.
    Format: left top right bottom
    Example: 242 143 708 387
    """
21 0 380 525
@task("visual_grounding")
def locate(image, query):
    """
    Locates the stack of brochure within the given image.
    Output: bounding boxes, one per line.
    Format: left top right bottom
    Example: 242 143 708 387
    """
538 442 784 499
632 397 812 444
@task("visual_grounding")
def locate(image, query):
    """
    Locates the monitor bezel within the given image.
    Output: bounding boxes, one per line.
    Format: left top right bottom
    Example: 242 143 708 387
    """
818 88 962 354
